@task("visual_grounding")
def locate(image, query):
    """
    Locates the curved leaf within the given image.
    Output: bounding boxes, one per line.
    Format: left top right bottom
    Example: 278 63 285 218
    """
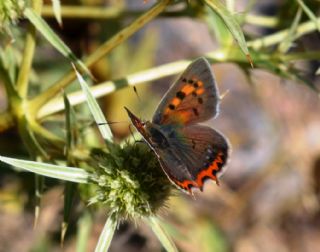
95 216 117 252
203 0 252 66
146 216 178 252
24 8 91 77
0 156 89 183
73 65 113 142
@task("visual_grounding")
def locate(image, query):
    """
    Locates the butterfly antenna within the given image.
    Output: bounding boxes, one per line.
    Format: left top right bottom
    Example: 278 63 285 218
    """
97 121 127 126
219 89 230 100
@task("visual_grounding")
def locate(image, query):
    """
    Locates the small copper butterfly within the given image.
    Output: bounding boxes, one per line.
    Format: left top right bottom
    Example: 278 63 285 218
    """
125 58 230 194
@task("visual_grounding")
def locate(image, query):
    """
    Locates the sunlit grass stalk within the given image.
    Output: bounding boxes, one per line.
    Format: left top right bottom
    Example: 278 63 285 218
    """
29 0 173 116
41 5 125 19
296 0 320 32
245 14 279 28
248 16 320 50
41 5 279 28
38 59 190 118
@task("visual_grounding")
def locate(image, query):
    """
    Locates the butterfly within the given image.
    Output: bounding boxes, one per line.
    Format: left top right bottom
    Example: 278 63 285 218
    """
125 57 230 194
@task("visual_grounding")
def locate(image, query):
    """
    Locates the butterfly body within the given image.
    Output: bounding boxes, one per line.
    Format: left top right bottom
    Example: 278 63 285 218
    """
125 58 230 194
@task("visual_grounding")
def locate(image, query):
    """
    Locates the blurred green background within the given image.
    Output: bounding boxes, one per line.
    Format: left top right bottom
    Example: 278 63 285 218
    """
0 0 320 251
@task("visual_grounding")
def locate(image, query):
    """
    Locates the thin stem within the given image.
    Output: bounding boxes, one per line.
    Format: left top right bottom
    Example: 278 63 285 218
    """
16 0 42 98
281 51 320 62
42 5 278 28
42 5 129 19
245 14 279 28
248 16 320 50
29 0 173 116
41 5 186 20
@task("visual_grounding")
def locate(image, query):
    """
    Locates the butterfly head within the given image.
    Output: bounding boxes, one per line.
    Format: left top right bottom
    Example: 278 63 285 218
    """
125 107 149 137
125 107 169 148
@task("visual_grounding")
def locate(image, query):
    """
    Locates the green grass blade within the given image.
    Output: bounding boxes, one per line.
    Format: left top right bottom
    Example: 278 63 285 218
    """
278 8 302 53
296 0 320 32
203 0 252 66
23 8 91 77
61 182 76 245
34 174 44 228
51 0 62 26
0 156 89 183
64 92 73 152
61 93 78 245
73 65 113 142
146 216 178 252
77 212 93 252
63 92 78 154
94 216 117 252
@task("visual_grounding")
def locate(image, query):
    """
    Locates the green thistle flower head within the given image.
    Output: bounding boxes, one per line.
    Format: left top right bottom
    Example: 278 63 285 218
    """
89 142 173 220
0 0 25 29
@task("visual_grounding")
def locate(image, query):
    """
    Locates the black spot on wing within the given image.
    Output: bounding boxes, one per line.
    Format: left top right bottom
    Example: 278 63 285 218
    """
176 91 186 100
169 104 175 110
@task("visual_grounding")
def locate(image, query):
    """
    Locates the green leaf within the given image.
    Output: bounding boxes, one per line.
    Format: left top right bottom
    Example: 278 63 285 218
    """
51 0 62 26
73 65 113 142
205 5 233 48
23 8 92 77
146 216 178 252
202 0 252 66
94 216 117 252
296 0 320 32
0 156 89 183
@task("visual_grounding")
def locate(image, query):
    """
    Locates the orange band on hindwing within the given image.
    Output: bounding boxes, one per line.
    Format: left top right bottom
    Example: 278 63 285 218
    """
172 152 225 194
